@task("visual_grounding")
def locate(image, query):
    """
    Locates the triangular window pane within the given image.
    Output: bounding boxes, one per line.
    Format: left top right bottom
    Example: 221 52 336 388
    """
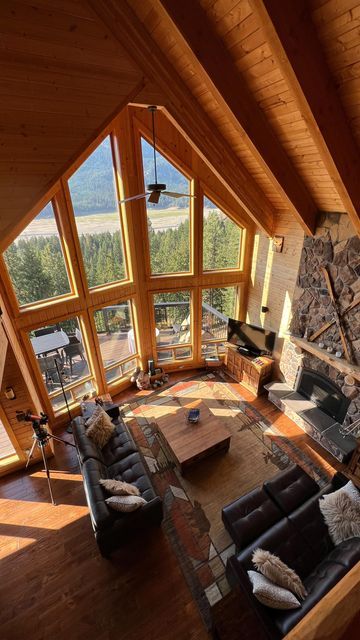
4 201 71 306
203 197 242 271
68 136 127 288
141 138 190 274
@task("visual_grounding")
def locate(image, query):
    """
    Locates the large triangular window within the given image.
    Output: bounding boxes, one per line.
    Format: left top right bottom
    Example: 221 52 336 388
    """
68 136 127 288
203 196 242 271
141 138 191 275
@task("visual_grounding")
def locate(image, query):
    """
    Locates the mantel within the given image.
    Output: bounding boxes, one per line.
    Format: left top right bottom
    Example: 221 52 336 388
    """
292 337 360 383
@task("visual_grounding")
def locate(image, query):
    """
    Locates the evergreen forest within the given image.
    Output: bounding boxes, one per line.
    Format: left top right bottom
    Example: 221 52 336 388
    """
4 211 241 321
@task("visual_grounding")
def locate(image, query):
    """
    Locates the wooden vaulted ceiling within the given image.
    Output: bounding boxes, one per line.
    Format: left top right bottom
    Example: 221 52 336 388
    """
1 0 360 249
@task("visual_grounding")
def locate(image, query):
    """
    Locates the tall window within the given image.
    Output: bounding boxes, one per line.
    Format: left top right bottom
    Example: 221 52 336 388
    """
28 317 95 413
153 291 192 362
4 201 71 306
203 197 242 271
68 136 127 288
93 300 138 383
202 287 238 358
141 138 191 274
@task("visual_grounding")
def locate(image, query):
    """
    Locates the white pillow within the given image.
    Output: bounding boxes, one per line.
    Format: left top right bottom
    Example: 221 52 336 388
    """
247 570 301 610
342 480 360 505
106 495 146 513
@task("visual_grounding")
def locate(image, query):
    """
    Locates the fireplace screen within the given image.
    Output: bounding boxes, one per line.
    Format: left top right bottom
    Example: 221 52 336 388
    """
296 368 350 424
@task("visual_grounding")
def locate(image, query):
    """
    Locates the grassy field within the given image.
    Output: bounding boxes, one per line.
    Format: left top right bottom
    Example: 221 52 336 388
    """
19 207 218 239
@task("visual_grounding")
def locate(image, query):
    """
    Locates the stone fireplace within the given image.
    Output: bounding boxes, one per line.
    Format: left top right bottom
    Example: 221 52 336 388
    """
280 213 360 430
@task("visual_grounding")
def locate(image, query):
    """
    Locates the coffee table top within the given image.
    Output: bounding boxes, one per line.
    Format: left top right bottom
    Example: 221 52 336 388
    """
156 398 231 468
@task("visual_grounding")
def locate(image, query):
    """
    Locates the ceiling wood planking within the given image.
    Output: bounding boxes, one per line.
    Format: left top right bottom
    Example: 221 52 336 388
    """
88 0 276 236
157 0 318 234
252 0 360 236
0 0 145 244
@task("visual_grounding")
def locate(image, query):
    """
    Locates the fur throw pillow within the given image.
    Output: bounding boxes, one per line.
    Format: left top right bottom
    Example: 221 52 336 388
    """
106 495 146 513
99 478 140 496
85 404 113 430
319 491 360 545
247 570 301 610
252 548 307 600
86 408 115 449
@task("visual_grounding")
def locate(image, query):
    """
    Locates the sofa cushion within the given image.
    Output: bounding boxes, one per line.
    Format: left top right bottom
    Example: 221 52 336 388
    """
325 537 360 570
72 416 137 466
271 560 348 637
101 422 138 466
288 493 334 561
236 518 316 580
81 458 114 532
222 486 283 549
263 464 319 515
108 452 157 503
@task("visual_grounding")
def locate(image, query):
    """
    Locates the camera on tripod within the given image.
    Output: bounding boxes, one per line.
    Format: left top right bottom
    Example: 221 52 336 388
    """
16 410 49 442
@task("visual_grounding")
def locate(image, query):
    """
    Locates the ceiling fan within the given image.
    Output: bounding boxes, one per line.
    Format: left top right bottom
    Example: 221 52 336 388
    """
119 105 195 205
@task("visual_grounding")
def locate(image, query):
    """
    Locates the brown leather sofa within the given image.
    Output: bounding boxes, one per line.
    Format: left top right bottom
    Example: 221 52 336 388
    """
222 464 360 639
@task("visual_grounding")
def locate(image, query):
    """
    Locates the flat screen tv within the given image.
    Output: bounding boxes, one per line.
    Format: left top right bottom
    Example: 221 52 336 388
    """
227 319 276 356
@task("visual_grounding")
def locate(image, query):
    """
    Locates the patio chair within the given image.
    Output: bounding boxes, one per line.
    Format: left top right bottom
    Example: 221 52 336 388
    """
63 342 85 377
38 355 64 389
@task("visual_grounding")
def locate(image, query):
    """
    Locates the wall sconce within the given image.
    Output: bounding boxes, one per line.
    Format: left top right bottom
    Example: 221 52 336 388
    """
4 386 16 400
272 235 284 253
261 306 269 313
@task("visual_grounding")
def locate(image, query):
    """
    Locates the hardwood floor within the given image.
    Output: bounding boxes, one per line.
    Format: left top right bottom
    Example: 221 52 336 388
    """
0 368 354 640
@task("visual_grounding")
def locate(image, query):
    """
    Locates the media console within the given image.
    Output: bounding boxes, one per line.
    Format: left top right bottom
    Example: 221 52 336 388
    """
225 345 274 396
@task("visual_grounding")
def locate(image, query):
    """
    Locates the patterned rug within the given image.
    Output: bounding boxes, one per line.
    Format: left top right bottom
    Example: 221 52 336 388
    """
121 371 331 629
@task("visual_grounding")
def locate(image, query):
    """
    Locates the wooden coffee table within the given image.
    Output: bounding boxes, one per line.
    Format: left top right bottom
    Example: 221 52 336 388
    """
156 398 231 473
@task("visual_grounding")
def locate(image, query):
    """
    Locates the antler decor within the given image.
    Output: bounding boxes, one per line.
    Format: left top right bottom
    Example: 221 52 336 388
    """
308 266 359 363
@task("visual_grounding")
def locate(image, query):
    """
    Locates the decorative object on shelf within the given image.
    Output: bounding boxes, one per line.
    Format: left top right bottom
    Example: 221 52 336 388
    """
327 346 334 353
4 386 16 400
136 370 151 390
335 350 343 358
319 342 325 349
272 235 284 253
261 306 269 313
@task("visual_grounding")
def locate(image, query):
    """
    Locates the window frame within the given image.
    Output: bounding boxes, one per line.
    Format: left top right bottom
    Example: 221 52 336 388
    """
200 284 240 360
136 128 195 280
2 193 77 313
151 288 194 365
202 192 245 274
24 313 98 418
65 132 132 294
92 297 140 387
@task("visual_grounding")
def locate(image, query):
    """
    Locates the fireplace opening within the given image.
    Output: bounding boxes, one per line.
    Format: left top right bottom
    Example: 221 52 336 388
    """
296 368 350 424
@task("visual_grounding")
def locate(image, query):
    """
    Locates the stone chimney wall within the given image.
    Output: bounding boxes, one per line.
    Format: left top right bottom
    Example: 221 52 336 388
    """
280 213 360 427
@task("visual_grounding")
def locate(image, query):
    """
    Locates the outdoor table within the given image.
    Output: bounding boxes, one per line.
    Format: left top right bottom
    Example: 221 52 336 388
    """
31 330 70 357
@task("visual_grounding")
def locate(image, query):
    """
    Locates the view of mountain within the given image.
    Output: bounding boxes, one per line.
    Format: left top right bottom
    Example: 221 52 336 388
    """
38 136 216 218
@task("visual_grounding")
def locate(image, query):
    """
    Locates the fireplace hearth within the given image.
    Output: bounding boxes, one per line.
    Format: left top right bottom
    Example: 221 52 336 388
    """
296 368 350 424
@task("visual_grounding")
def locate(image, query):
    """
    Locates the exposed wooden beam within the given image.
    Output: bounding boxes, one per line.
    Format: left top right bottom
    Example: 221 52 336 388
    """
156 0 318 236
250 0 360 237
87 0 276 236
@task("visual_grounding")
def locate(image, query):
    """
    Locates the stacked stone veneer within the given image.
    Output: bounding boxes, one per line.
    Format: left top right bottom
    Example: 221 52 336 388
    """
280 213 360 428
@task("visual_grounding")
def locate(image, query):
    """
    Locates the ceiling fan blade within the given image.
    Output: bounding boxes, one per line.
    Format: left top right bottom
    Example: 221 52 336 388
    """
118 193 147 204
162 191 196 199
148 190 161 204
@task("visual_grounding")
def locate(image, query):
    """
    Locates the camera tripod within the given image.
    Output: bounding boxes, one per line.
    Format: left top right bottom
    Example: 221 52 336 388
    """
22 412 78 506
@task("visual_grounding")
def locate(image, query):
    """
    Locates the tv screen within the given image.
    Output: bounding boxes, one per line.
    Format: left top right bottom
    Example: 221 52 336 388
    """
227 319 276 355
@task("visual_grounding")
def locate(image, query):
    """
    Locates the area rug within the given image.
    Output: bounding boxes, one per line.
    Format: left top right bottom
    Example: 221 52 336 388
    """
121 371 331 629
